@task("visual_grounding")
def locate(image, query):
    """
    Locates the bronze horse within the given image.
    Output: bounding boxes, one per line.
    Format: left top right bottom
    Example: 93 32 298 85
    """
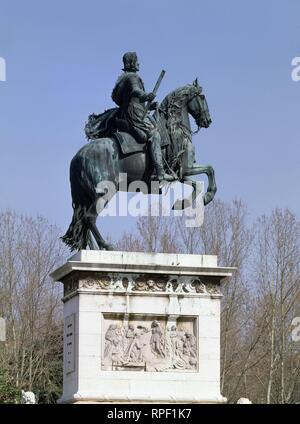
62 80 216 251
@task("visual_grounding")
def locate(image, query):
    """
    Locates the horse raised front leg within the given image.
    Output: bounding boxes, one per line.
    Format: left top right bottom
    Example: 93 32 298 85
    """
183 164 217 206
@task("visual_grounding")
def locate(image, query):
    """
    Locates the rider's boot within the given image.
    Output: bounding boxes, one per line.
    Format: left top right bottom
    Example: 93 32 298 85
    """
149 131 174 182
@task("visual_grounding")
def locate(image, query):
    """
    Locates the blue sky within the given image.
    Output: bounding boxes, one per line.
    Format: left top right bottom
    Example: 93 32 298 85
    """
0 0 299 240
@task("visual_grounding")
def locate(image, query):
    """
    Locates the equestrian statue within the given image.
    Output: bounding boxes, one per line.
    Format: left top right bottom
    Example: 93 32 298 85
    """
62 52 217 251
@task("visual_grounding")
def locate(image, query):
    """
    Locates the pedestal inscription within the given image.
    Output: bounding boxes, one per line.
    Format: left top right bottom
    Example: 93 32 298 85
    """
65 314 75 374
102 315 197 372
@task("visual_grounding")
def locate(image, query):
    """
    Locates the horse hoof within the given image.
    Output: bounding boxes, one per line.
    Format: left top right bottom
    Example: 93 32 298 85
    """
204 192 213 206
104 244 115 251
172 199 184 210
172 198 192 210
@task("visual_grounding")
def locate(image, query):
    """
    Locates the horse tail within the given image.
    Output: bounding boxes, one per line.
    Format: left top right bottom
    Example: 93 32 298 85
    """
61 203 90 251
62 138 118 251
61 155 94 251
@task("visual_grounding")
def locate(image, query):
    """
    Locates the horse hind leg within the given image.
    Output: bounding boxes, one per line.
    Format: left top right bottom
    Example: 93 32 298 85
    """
86 187 116 250
172 179 203 210
87 215 114 251
87 231 97 250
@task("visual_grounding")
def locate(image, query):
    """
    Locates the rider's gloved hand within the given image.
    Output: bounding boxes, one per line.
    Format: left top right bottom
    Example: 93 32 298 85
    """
146 92 156 102
149 101 158 110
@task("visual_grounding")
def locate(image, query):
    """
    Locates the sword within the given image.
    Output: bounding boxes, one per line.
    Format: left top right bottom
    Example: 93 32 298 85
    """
142 69 166 120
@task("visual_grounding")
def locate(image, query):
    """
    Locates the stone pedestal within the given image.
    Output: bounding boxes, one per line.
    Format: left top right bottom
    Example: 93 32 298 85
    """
50 250 233 404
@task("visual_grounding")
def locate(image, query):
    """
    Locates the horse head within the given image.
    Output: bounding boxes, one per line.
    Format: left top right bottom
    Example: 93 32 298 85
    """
187 79 212 129
160 80 212 132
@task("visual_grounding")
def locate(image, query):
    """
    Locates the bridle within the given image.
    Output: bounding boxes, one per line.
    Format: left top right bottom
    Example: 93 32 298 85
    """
187 90 204 135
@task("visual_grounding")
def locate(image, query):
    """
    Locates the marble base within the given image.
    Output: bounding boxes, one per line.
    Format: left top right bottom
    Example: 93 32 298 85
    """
51 250 233 404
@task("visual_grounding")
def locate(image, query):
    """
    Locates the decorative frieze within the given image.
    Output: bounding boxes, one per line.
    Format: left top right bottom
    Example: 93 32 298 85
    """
63 273 221 297
64 278 78 297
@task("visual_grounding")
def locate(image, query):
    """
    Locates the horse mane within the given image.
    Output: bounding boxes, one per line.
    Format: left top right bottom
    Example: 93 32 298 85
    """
158 84 197 174
160 84 195 115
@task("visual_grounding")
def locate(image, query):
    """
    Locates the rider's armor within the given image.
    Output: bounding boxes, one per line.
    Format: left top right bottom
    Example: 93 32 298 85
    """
112 52 173 182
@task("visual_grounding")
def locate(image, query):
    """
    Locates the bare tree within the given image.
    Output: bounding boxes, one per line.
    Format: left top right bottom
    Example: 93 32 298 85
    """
0 211 67 403
250 209 300 403
118 204 180 253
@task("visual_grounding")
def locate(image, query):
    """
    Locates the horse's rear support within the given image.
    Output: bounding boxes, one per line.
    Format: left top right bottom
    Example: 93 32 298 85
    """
87 215 114 251
172 180 203 210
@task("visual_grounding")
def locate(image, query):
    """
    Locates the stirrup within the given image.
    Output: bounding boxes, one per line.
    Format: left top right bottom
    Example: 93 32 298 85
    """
158 173 175 182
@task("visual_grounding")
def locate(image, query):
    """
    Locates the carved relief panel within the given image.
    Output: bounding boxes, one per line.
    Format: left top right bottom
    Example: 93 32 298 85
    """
101 314 197 372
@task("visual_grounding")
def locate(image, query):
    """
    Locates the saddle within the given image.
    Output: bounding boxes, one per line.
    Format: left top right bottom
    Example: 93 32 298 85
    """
114 131 146 155
113 118 169 156
86 111 170 156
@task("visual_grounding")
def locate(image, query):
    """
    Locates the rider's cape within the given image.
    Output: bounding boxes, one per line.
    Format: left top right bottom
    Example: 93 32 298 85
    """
85 107 171 156
85 108 118 140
